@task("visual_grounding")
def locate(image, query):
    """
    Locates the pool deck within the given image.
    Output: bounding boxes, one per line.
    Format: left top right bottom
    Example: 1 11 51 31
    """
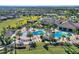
11 26 79 45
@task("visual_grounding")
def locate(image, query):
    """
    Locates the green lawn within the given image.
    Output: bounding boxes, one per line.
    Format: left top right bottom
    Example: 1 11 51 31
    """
16 42 66 54
0 16 28 33
0 16 40 33
16 42 79 54
0 19 17 32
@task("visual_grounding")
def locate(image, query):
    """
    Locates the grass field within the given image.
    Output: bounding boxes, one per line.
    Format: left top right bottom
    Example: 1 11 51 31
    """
0 19 18 32
16 42 66 54
0 16 41 33
16 42 79 54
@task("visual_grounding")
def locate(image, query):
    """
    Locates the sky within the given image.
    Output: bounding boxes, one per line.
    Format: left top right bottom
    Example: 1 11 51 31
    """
0 0 79 6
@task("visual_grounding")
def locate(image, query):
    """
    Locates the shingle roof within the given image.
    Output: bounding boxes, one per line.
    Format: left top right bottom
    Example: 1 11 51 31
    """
42 17 66 25
42 17 79 29
59 21 77 29
42 17 57 24
73 23 79 29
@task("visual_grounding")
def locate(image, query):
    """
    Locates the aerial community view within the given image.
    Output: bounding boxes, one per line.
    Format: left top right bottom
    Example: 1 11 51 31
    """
0 6 79 54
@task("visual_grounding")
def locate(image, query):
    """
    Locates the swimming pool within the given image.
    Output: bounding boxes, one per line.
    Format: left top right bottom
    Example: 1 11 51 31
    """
32 29 46 35
52 31 71 39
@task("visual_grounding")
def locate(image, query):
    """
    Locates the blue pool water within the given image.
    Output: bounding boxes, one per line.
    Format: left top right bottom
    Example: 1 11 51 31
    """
52 32 70 39
32 30 45 35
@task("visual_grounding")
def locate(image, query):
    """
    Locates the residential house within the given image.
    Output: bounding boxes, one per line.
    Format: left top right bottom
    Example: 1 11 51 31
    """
58 20 79 32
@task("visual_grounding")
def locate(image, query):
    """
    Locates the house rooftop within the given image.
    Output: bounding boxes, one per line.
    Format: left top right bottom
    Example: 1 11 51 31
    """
73 23 79 29
59 20 79 29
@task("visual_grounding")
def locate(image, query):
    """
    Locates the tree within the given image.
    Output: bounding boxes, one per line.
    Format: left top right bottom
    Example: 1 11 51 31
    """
16 31 22 36
4 37 13 45
27 32 33 40
73 29 79 35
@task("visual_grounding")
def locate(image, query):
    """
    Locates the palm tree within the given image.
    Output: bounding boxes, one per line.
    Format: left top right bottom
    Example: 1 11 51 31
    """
27 32 33 40
12 36 17 54
16 30 22 36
